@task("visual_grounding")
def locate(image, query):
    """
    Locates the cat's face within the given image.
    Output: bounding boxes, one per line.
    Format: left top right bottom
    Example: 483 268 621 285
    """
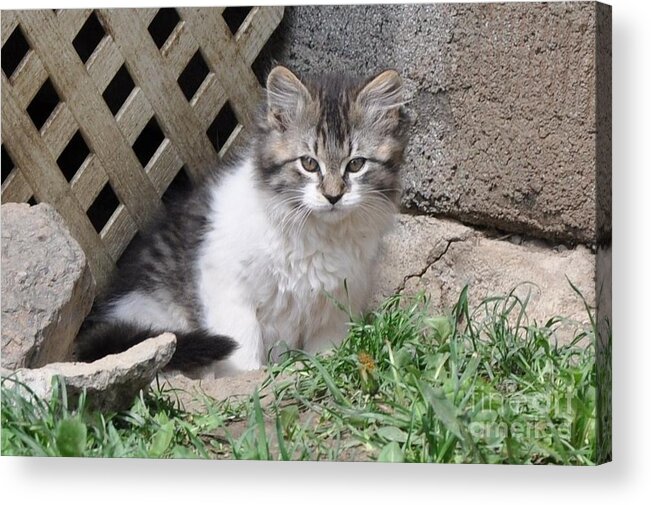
255 66 408 224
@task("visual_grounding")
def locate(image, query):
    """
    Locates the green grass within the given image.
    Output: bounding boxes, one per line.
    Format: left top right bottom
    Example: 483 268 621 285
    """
1 287 598 464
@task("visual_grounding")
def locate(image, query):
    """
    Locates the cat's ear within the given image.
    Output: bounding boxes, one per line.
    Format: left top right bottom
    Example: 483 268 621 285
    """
266 66 311 130
356 69 404 118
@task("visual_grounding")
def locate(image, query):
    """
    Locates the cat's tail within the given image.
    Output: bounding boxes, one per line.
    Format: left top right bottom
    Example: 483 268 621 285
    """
75 322 238 373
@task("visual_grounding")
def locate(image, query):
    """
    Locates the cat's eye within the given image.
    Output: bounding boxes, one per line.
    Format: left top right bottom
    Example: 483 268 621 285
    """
346 157 366 173
300 156 319 173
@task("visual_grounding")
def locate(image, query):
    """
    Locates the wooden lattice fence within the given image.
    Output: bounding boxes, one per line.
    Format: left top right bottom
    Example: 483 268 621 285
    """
1 7 284 292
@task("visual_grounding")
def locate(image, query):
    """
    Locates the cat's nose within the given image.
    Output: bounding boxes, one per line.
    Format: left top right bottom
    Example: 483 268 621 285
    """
324 193 343 205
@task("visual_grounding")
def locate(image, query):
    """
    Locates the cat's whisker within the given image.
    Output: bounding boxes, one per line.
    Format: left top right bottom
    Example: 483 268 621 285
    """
357 199 395 219
296 207 313 237
363 191 397 207
278 207 303 236
267 194 308 235
286 204 311 238
275 200 311 238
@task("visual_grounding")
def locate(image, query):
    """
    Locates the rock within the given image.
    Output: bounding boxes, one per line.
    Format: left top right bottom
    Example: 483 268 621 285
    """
261 3 611 245
372 215 596 345
1 203 95 369
372 215 475 305
1 333 176 412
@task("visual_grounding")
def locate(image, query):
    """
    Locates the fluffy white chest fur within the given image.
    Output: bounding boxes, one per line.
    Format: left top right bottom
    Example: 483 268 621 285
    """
95 65 407 378
196 160 391 376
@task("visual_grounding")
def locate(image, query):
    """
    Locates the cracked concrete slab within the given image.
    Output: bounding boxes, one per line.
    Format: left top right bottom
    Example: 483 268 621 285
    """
155 369 272 412
372 215 595 344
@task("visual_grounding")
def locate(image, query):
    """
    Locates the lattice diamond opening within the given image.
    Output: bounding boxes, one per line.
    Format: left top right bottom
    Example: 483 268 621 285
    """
207 101 238 154
87 182 120 233
132 116 165 169
177 50 210 101
26 78 61 131
73 11 106 63
2 25 30 77
1 145 15 184
148 8 181 49
56 131 90 181
222 7 252 36
102 64 136 116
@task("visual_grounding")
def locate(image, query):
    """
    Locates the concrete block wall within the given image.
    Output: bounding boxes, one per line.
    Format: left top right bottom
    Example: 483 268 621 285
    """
257 2 611 245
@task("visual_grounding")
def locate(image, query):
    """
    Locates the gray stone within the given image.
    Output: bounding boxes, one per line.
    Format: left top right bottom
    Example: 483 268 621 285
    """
2 333 176 412
260 2 611 244
372 215 476 305
372 215 596 344
1 203 95 369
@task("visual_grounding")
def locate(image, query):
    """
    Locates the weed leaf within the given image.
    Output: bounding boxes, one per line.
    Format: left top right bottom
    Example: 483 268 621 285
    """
378 441 405 462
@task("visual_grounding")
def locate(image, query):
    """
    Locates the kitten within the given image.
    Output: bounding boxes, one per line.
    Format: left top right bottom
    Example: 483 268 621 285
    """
76 66 409 377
